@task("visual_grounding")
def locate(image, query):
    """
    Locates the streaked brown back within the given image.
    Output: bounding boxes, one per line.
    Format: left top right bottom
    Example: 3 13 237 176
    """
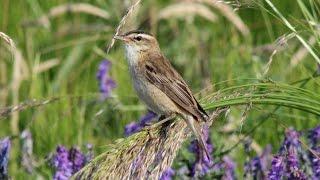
142 53 208 121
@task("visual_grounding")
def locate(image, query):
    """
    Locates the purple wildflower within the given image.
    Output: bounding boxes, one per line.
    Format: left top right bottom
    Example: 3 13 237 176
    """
244 145 272 179
189 125 214 177
308 125 320 147
139 112 157 125
269 128 306 179
309 147 320 179
280 128 301 153
160 168 175 180
317 63 320 75
124 111 157 136
52 146 73 180
244 157 261 178
221 156 236 180
282 128 306 179
0 137 10 179
69 147 86 174
308 125 320 178
124 122 141 136
268 155 285 180
260 145 272 172
96 60 116 99
52 145 86 180
20 130 34 173
286 149 306 180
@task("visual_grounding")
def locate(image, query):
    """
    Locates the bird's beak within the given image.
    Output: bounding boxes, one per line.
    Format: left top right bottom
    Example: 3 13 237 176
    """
114 35 130 42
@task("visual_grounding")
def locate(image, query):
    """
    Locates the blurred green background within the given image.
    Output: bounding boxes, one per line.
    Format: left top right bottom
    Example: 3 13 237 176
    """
0 0 319 178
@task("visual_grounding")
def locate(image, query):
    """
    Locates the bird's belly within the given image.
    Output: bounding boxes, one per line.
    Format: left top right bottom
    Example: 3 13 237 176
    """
133 76 179 115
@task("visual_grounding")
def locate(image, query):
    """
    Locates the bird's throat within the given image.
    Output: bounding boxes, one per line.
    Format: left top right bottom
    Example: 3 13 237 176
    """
124 45 140 66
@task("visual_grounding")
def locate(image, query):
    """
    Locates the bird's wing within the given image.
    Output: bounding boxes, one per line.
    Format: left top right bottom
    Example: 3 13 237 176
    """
143 54 208 121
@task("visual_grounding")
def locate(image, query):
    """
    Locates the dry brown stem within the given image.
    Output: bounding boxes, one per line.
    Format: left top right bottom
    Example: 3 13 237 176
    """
196 0 250 36
158 2 217 22
106 0 142 53
0 31 16 50
23 3 110 28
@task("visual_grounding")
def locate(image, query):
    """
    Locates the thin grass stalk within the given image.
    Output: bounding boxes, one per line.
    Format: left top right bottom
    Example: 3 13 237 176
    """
107 0 142 53
209 83 320 100
157 2 217 22
22 3 110 28
265 0 320 64
197 0 250 36
0 32 30 134
0 32 16 49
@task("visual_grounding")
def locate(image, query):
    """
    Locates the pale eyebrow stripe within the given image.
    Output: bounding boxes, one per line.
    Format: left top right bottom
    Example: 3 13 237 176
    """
139 34 152 40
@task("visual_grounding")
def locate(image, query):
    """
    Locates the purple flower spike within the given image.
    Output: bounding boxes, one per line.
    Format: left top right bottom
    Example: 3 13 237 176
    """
52 145 87 180
124 111 157 136
69 147 86 174
286 149 306 180
244 144 272 179
222 156 236 180
244 157 261 178
97 60 116 99
139 111 157 125
124 122 141 136
309 125 320 147
269 128 306 180
309 147 320 179
282 128 306 179
268 155 284 180
0 137 11 179
317 63 320 75
160 167 175 180
52 146 73 180
280 128 301 153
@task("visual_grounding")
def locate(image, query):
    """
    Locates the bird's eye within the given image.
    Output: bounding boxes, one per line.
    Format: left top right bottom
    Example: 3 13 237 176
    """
134 36 142 41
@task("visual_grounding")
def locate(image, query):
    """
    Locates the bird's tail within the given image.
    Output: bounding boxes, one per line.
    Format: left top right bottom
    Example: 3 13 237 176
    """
184 115 210 159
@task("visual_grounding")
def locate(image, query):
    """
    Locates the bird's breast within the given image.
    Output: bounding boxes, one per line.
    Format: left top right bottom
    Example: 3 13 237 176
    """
130 69 179 116
124 48 180 115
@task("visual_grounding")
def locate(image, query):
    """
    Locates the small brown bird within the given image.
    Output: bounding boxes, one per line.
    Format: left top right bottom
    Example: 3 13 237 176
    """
115 30 209 158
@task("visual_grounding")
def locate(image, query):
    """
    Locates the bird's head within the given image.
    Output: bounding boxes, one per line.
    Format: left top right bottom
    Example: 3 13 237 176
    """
115 30 160 54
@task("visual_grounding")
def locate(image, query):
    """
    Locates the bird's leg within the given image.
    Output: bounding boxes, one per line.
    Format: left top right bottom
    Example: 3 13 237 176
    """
145 113 176 140
144 114 163 126
143 113 176 131
145 115 163 139
153 113 176 127
158 115 166 121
